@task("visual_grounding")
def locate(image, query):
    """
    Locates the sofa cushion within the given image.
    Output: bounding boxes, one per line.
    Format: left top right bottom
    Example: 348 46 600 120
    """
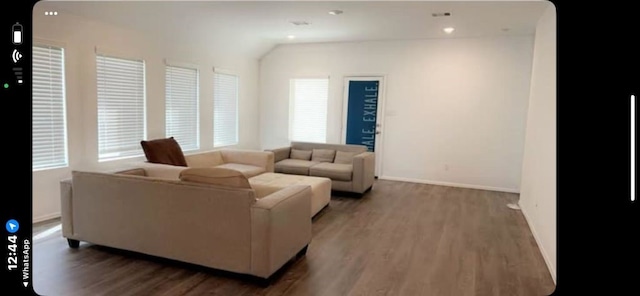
309 163 353 181
179 167 251 188
138 163 186 180
291 142 367 154
215 163 266 178
251 184 282 199
184 151 224 168
140 137 188 166
275 159 319 175
334 151 358 164
249 172 332 217
290 149 312 160
311 149 336 163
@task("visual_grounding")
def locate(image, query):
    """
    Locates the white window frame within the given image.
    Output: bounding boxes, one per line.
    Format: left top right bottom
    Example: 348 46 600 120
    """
32 43 68 171
213 70 239 148
96 51 147 161
289 77 330 143
165 60 200 152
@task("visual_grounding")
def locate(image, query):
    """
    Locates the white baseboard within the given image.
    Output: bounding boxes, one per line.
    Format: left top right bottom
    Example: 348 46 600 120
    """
33 212 61 224
519 202 557 284
377 176 519 193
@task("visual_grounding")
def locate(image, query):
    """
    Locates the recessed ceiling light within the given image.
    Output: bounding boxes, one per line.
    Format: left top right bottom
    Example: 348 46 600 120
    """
443 27 455 34
329 10 343 15
287 35 296 39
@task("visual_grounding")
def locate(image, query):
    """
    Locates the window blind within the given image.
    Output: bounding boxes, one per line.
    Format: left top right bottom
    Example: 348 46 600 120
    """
290 78 329 143
213 72 238 147
33 45 68 170
96 54 146 161
165 65 199 151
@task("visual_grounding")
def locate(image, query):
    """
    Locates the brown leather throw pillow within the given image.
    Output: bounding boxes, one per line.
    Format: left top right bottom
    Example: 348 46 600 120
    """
140 137 188 166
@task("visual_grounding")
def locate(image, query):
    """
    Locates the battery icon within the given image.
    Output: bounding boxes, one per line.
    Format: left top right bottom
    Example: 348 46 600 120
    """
12 23 22 45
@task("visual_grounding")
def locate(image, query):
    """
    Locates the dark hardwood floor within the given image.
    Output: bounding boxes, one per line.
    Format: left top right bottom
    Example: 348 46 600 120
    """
33 180 555 295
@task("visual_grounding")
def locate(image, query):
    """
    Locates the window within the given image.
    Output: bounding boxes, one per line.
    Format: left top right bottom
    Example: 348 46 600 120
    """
165 65 199 151
96 54 145 161
33 45 68 170
289 78 329 143
213 72 238 147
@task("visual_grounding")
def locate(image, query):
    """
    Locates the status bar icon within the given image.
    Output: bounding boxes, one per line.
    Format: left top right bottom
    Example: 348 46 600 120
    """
12 23 23 45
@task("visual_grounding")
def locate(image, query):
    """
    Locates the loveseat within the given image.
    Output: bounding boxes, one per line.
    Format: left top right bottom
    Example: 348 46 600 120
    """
266 142 375 194
60 166 312 279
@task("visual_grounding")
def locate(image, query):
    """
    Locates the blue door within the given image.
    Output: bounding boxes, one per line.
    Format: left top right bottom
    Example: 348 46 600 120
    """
345 80 379 152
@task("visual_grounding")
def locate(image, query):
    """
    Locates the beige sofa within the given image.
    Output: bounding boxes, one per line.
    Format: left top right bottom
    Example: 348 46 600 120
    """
60 167 312 279
266 142 375 194
133 149 331 217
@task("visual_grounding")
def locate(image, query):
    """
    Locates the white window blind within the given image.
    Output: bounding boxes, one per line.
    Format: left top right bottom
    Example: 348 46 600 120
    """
290 78 329 143
96 54 146 161
33 45 68 170
166 65 199 151
213 72 238 147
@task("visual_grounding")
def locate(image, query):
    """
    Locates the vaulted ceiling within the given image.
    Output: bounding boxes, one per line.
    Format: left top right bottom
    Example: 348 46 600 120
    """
38 0 550 59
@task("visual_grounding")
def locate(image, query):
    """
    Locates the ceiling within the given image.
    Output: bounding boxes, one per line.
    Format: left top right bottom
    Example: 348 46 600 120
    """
39 1 550 59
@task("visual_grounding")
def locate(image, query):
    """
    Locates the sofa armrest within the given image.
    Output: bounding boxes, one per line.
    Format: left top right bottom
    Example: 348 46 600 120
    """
250 185 312 278
265 147 291 163
221 150 275 172
60 179 74 238
352 152 375 193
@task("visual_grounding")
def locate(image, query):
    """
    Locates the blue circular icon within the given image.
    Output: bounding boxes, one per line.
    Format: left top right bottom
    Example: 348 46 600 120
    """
6 219 19 233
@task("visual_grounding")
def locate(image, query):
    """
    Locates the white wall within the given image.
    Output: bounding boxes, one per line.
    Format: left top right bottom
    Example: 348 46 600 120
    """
518 4 556 283
32 10 260 222
260 37 534 192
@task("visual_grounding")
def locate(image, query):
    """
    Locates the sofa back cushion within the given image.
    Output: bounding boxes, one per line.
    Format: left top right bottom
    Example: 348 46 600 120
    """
184 151 224 168
140 137 188 166
220 150 274 173
137 162 186 180
179 167 251 189
334 151 358 164
291 141 367 154
312 149 336 163
290 149 312 160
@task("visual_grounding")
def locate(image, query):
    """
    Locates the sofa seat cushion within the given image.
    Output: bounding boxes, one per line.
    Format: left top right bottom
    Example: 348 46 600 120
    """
214 163 266 178
251 184 282 199
309 163 353 181
249 173 331 217
274 159 319 175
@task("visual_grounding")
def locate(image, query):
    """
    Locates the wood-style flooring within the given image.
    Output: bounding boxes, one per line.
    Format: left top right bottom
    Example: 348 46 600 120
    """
33 180 555 295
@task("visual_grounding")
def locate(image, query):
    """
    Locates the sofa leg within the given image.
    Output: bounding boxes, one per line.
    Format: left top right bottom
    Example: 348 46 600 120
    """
296 245 309 258
256 276 272 287
360 186 373 197
67 239 80 248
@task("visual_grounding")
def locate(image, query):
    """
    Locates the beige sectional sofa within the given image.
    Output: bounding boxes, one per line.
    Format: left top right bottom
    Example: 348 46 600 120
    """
61 168 311 279
59 149 332 279
134 149 331 217
266 142 375 194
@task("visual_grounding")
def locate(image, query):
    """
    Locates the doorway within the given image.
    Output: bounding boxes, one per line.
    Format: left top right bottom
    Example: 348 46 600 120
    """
342 76 385 176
